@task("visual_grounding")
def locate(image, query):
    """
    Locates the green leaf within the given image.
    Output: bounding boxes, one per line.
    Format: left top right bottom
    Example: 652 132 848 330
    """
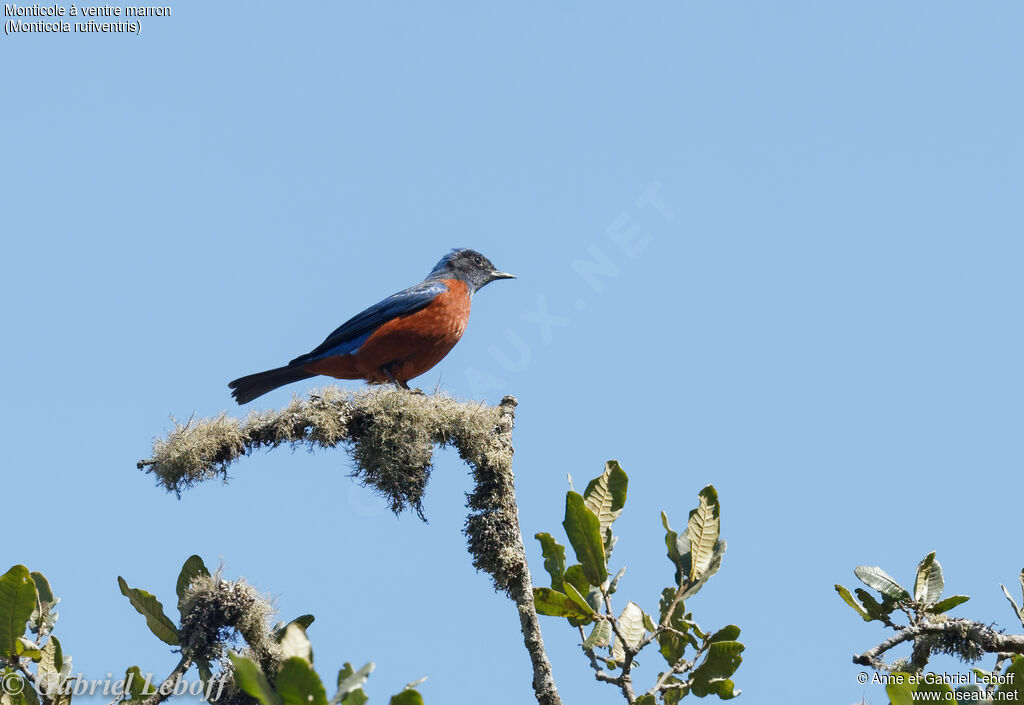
20 676 41 705
835 585 870 621
661 512 684 583
196 659 213 697
659 586 692 664
886 673 955 705
696 679 739 700
884 676 914 705
38 635 64 678
658 587 693 665
563 565 589 597
123 666 157 701
690 618 707 641
691 641 744 697
118 576 180 645
175 555 210 612
30 573 53 605
229 653 282 705
28 571 57 637
914 552 944 605
275 614 316 642
854 588 898 622
583 620 611 649
619 602 646 650
929 595 970 615
532 588 593 620
341 691 368 705
709 625 741 642
563 583 596 619
568 586 602 628
291 614 315 630
635 696 657 705
389 691 424 705
335 662 374 701
687 486 720 581
583 460 629 545
998 655 1024 698
15 636 41 661
0 673 33 705
658 588 679 624
336 663 354 685
42 665 73 705
533 587 573 617
279 624 313 662
661 511 698 587
642 611 656 633
610 601 645 662
0 565 37 659
607 566 626 594
854 566 910 600
916 677 954 697
679 540 726 600
562 491 607 586
1002 583 1024 627
277 657 328 705
535 533 566 592
663 677 689 703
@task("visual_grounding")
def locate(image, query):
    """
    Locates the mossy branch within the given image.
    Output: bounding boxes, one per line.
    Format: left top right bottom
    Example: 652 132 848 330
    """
138 386 562 705
854 618 1024 672
135 571 275 705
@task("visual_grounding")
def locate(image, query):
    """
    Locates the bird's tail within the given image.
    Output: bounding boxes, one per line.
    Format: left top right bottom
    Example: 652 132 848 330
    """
228 365 314 405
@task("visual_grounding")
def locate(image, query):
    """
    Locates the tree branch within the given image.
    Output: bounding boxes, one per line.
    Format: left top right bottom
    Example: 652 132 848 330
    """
578 626 622 686
466 396 562 705
138 387 562 705
139 655 193 705
854 619 1024 671
594 592 637 703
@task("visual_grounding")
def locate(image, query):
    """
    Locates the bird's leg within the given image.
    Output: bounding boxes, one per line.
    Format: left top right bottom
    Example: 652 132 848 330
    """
381 364 410 390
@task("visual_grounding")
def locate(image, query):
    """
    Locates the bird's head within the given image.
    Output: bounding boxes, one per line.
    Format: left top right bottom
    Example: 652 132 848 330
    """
426 248 516 293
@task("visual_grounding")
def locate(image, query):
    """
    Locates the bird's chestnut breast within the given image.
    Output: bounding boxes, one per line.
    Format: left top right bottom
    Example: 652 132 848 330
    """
352 279 472 382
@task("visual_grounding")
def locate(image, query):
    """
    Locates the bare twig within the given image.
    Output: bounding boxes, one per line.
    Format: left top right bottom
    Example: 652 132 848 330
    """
15 662 38 686
987 654 1009 698
139 655 193 705
579 627 623 686
645 634 713 697
602 592 638 703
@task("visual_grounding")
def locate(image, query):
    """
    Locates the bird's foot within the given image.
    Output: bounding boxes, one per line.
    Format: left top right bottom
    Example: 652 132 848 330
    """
381 364 411 390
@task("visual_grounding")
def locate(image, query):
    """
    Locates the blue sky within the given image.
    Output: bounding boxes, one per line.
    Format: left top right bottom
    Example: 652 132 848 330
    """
3 3 1023 703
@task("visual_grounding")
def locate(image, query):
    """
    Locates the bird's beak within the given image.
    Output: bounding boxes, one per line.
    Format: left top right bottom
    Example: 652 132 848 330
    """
488 270 516 282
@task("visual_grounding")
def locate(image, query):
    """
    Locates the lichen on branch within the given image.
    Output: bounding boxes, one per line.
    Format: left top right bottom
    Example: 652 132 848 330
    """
138 386 561 704
138 386 500 520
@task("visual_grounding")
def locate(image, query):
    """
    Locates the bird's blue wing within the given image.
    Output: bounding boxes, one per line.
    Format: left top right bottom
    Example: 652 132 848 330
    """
290 280 448 365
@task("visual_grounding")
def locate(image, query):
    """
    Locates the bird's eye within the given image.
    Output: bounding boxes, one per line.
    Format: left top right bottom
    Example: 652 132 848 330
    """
473 256 483 266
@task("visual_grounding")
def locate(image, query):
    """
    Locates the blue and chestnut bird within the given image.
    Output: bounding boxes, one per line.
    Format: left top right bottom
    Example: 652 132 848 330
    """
229 249 515 404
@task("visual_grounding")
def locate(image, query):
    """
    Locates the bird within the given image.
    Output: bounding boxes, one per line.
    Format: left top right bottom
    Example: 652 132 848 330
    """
228 248 515 404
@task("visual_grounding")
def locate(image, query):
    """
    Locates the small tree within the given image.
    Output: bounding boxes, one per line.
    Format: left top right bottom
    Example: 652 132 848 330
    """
837 552 1024 702
0 557 425 705
3 386 745 705
532 462 744 703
